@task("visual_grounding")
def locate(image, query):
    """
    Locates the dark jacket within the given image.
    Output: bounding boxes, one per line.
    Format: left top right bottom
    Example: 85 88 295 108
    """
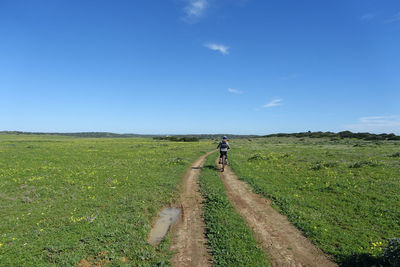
217 141 230 152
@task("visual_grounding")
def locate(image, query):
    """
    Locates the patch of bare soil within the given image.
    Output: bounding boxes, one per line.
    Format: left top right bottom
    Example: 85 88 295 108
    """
77 259 91 267
170 152 214 267
219 163 337 267
77 251 110 267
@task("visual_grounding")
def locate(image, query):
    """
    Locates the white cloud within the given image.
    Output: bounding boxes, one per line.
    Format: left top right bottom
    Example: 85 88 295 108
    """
227 88 243 94
263 99 283 108
184 0 208 19
204 43 229 55
385 12 400 23
344 116 400 134
360 13 375 20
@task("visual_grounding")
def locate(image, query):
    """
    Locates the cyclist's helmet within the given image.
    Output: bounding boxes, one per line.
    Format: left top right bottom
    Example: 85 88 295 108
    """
222 136 228 140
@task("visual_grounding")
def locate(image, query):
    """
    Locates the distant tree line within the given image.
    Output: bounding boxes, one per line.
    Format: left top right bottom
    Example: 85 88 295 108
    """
153 136 199 142
264 131 400 141
0 131 257 139
1 130 399 141
0 131 149 138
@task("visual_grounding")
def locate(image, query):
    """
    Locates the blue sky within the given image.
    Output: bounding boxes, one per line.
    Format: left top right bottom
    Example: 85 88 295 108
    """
1 0 399 134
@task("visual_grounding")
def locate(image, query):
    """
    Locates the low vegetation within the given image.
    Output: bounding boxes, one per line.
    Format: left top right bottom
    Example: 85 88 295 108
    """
2 132 399 266
0 134 213 266
264 131 400 141
229 137 400 265
153 136 199 142
199 154 269 266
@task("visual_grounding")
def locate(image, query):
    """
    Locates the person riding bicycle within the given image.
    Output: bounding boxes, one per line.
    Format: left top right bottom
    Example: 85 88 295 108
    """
217 136 230 164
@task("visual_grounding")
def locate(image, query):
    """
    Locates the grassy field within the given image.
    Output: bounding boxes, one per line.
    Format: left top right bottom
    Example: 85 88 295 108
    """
2 134 399 266
0 134 213 266
229 137 400 265
199 153 269 266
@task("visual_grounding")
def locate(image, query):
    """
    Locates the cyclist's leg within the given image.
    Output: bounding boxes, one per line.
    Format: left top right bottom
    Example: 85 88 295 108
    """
220 151 227 164
219 151 223 163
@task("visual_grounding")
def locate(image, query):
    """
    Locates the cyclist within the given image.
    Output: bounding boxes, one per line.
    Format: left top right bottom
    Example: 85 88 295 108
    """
217 136 230 164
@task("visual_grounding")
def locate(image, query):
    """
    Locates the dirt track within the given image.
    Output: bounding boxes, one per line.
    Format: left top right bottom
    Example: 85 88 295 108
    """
170 152 213 267
169 152 337 267
219 162 337 267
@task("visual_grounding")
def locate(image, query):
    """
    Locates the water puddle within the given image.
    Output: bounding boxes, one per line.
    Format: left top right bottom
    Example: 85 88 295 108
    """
148 207 181 245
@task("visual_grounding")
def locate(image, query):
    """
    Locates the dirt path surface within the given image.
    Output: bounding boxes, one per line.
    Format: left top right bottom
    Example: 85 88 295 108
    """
219 163 337 267
170 152 214 267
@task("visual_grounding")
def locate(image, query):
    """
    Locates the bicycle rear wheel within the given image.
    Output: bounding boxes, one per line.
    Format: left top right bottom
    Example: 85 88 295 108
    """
221 154 226 172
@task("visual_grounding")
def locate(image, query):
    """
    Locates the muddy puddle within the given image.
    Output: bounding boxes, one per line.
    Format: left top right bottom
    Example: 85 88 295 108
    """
148 207 181 245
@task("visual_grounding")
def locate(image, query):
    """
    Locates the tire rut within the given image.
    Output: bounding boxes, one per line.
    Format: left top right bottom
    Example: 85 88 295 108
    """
219 162 337 267
170 152 214 267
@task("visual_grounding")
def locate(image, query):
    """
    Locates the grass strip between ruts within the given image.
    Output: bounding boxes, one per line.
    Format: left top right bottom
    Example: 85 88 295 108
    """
199 153 269 266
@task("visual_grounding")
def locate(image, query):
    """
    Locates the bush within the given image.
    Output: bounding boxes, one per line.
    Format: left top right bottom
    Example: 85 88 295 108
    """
264 131 400 141
349 160 379 168
311 161 339 171
383 238 400 266
248 152 290 161
153 136 199 142
389 152 400 158
247 153 266 161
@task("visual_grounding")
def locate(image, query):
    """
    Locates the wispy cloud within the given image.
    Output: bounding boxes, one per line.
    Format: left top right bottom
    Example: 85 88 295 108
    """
385 12 400 23
344 116 400 134
183 0 208 19
360 13 376 20
227 88 243 94
204 43 229 55
263 99 283 108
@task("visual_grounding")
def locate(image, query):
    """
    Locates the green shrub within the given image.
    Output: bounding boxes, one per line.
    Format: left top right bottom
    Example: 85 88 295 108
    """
383 238 400 266
349 160 379 168
389 152 400 157
311 161 339 170
153 136 199 142
248 153 266 161
248 152 290 161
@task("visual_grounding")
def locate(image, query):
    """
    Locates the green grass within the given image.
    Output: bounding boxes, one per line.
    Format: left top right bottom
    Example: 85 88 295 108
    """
229 137 400 265
0 134 213 266
3 134 398 266
199 153 269 266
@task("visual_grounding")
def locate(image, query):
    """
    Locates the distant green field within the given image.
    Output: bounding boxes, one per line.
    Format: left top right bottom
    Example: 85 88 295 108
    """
0 134 213 266
229 137 400 265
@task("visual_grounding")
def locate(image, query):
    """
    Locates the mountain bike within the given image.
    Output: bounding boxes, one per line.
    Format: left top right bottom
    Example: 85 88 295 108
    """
220 154 227 172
